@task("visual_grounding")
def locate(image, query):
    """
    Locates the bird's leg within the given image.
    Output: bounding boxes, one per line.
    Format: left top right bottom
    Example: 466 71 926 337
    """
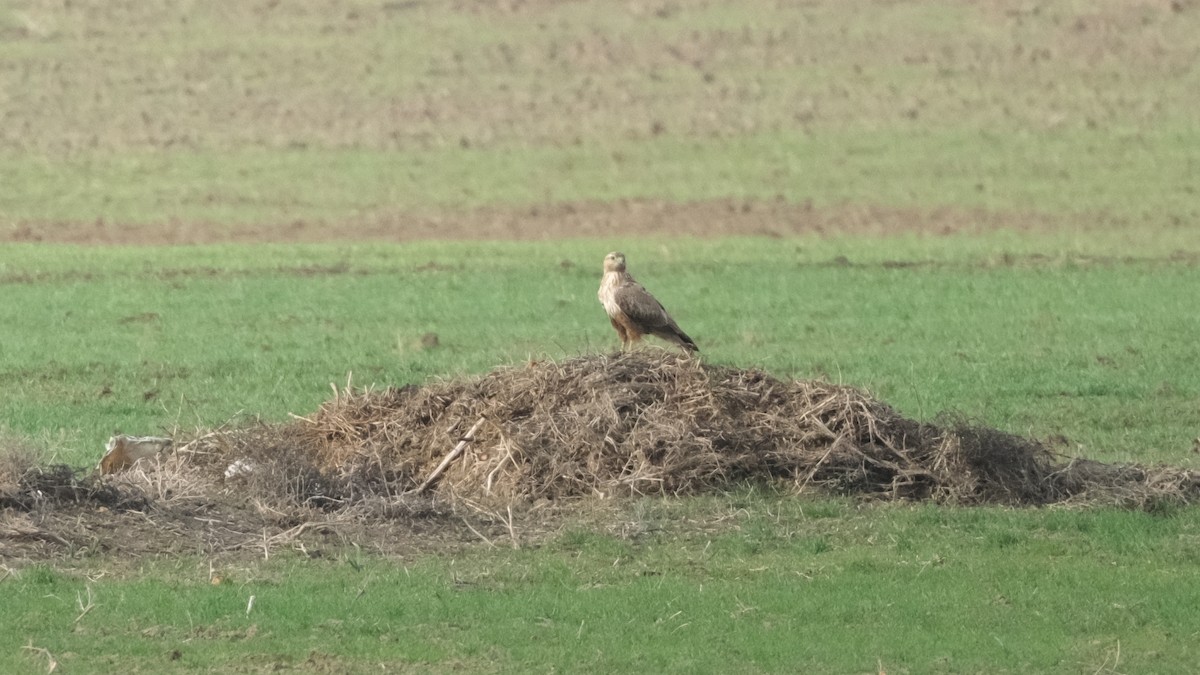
626 333 643 352
611 318 629 353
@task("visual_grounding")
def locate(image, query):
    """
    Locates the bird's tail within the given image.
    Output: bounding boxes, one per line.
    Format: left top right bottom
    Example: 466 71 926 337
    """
678 331 699 353
660 325 699 353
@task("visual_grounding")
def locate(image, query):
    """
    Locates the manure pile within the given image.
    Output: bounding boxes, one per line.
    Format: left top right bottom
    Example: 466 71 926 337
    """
3 353 1198 560
173 352 1196 507
284 352 1057 504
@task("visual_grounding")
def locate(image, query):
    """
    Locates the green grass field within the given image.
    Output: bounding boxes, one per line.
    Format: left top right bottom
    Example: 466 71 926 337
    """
4 237 1199 467
4 0 1200 672
5 495 1200 673
7 492 1200 667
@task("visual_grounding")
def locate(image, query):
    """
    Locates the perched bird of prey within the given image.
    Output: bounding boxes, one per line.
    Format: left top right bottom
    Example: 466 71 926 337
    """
598 251 699 353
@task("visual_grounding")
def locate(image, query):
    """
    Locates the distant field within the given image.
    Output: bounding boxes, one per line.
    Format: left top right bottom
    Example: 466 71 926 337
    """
2 0 1198 237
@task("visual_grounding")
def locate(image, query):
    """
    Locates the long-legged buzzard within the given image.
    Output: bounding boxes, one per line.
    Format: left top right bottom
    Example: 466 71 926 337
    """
598 251 698 354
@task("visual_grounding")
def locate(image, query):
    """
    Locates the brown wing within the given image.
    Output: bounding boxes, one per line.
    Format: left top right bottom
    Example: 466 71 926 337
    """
614 283 671 331
614 283 699 352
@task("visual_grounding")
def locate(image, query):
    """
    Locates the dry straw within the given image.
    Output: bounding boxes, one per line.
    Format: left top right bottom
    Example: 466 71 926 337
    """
183 352 1195 508
3 352 1198 558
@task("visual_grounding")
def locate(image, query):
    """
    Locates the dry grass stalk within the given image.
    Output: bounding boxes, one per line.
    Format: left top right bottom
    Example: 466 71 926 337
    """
0 515 71 547
21 641 58 673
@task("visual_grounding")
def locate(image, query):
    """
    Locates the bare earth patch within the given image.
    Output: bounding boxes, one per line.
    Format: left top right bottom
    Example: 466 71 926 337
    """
1 200 1112 245
3 353 1196 564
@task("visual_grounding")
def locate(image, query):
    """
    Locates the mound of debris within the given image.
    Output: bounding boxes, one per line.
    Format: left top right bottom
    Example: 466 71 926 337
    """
4 353 1199 561
170 352 1196 508
270 353 1045 504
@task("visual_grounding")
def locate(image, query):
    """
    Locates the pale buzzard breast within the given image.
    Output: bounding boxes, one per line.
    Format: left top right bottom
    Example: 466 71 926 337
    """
598 272 625 319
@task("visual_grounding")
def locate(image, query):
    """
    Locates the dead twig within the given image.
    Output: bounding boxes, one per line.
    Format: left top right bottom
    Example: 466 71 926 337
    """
2 524 70 547
410 417 486 494
461 517 497 548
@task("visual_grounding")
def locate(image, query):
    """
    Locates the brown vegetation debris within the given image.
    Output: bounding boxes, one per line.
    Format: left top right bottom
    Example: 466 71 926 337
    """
3 353 1198 561
280 353 1062 505
178 352 1193 509
0 461 149 513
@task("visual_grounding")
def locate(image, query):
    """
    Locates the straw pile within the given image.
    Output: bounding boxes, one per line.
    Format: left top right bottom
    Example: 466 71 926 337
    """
6 353 1199 517
4 352 1200 561
163 351 1188 508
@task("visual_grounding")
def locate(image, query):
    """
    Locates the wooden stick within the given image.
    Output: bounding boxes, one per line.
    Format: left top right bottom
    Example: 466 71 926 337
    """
412 417 486 494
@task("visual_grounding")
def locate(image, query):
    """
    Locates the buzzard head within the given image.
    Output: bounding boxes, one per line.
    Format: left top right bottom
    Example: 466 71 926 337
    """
603 251 627 273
